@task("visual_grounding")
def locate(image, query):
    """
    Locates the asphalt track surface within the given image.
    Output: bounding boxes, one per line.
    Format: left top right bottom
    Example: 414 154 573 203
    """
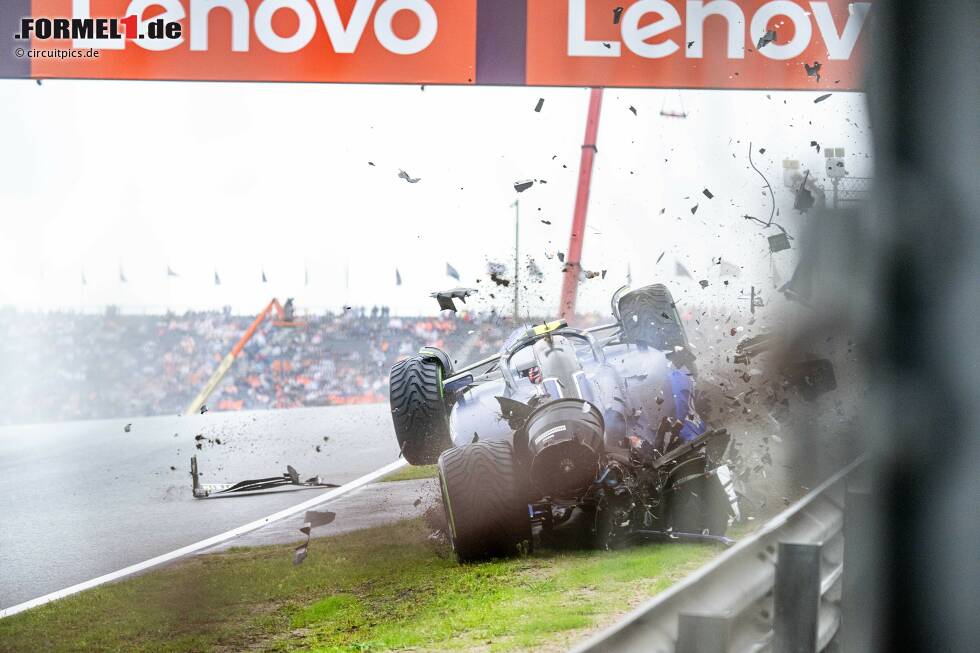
0 403 399 609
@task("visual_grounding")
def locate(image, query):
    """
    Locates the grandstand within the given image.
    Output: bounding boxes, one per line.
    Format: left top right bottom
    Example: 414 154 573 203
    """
0 306 511 426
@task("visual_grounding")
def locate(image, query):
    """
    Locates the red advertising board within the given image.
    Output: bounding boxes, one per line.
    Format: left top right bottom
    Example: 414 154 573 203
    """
527 0 870 89
0 1 870 89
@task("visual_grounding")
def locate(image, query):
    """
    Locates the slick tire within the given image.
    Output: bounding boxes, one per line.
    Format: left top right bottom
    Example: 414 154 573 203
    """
438 441 531 563
389 356 452 465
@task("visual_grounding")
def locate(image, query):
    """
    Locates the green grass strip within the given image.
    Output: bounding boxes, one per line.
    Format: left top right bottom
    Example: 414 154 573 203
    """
0 518 720 653
379 464 438 482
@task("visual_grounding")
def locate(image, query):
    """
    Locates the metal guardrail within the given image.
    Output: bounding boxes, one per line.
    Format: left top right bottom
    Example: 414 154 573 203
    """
571 457 866 653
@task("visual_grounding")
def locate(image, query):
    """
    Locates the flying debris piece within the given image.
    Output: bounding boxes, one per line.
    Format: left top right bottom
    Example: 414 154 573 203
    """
719 260 741 277
613 6 624 23
768 233 792 253
794 170 816 212
395 268 403 286
446 262 460 280
804 61 822 82
213 270 221 286
514 179 535 193
293 544 308 565
191 456 339 499
810 140 821 153
759 147 767 155
629 105 637 116
123 423 132 433
490 272 511 287
431 287 478 312
540 219 551 225
699 280 710 289
675 261 692 278
413 498 422 507
757 29 777 49
200 404 208 414
691 204 699 215
583 269 603 280
398 169 421 183
167 266 178 277
305 510 337 529
814 93 832 104
702 188 714 199
687 40 695 48
526 258 544 282
261 269 268 283
656 252 665 264
557 252 565 263
487 261 506 277
534 98 544 112
368 161 375 166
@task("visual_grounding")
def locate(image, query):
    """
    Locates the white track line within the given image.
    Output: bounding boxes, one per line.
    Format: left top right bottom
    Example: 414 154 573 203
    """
0 458 408 619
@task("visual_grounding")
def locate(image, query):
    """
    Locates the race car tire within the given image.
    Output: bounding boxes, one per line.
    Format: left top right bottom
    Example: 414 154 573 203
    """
390 356 453 465
666 473 731 536
618 283 689 352
438 441 531 563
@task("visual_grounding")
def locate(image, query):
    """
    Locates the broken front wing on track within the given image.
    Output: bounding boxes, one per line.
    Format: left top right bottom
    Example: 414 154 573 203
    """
190 455 339 499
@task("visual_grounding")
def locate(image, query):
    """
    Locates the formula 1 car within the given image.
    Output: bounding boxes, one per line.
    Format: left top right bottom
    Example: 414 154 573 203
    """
389 284 739 562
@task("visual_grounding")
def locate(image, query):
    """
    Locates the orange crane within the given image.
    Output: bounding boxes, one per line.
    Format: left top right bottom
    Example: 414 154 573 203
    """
559 88 604 320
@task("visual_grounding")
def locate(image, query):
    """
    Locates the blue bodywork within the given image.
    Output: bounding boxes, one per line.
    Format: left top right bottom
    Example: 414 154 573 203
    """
448 331 705 450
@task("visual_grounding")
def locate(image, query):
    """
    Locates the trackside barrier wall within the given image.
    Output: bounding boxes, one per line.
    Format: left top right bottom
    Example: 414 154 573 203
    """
571 457 865 653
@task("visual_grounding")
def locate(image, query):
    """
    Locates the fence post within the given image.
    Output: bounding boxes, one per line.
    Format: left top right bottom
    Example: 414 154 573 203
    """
841 487 874 653
677 613 730 653
774 542 822 653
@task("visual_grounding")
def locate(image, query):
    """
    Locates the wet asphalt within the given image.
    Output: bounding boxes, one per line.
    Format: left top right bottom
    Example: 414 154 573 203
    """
0 403 399 609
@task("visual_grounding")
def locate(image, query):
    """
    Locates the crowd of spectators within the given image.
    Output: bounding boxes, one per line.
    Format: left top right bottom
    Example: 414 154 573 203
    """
0 307 509 425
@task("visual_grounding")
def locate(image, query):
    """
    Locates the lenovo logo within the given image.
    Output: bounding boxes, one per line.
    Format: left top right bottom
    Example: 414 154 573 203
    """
70 0 439 55
568 0 870 61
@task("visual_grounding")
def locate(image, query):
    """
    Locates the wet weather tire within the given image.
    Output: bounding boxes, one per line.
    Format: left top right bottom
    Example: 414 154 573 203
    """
389 356 452 465
618 283 696 373
438 441 531 563
618 283 688 351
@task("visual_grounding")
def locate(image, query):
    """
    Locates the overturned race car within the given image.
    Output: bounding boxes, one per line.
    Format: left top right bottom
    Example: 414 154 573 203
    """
389 284 740 562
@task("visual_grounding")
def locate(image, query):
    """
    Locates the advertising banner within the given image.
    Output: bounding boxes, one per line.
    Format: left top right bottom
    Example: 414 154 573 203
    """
0 0 869 89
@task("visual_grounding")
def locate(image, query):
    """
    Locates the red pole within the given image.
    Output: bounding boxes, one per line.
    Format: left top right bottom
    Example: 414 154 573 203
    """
560 88 604 320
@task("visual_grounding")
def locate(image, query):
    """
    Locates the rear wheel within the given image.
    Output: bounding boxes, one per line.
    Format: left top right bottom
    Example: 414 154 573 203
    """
438 441 531 562
389 356 452 465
